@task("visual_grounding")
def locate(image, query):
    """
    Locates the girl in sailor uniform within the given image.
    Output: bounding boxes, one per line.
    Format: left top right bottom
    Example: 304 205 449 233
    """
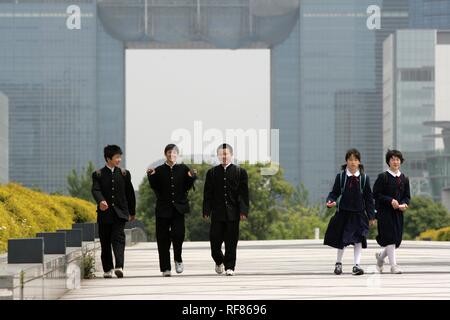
373 149 410 274
324 148 376 275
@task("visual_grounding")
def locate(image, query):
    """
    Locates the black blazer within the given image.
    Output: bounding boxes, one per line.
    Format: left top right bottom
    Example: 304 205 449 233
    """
202 164 249 222
147 163 196 218
91 166 136 223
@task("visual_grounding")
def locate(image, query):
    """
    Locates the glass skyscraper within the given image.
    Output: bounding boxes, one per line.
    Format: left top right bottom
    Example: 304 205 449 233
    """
410 0 450 28
0 91 8 184
272 0 385 202
1 0 435 203
383 29 450 198
0 1 125 192
0 0 300 194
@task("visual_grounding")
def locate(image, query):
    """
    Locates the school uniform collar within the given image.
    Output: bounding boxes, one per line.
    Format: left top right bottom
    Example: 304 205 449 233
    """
165 161 177 168
222 162 232 170
346 168 360 177
105 164 115 173
387 169 401 177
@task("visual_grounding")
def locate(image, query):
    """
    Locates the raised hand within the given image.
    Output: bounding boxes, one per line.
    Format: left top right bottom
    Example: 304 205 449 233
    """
147 168 155 175
188 169 197 178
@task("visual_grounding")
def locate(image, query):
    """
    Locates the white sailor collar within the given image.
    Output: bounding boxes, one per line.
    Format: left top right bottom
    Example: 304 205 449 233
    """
346 168 360 177
387 169 401 177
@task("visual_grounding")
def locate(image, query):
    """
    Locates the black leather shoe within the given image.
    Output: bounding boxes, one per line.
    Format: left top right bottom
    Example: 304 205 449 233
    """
352 265 364 275
334 262 343 275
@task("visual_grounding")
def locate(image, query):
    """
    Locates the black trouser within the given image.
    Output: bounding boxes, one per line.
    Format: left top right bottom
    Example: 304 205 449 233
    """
155 209 185 272
98 213 126 272
210 220 240 271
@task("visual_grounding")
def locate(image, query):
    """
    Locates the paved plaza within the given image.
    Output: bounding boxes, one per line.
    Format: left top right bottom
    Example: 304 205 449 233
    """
61 240 450 300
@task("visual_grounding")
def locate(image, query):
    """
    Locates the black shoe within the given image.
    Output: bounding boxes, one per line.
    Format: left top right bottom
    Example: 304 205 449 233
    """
352 265 364 275
334 262 342 275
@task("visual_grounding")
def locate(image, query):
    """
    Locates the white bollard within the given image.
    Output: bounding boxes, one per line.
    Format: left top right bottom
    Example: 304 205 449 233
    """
314 227 320 240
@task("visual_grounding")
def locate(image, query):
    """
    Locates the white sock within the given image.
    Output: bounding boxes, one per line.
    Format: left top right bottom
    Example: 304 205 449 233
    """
379 247 388 260
354 243 362 265
386 244 397 266
336 248 345 263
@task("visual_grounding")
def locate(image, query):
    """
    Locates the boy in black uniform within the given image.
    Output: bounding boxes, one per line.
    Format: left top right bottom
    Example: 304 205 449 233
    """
91 145 136 278
203 144 249 276
147 144 197 277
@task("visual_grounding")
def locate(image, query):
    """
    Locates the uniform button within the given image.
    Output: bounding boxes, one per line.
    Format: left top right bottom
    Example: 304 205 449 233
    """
171 177 173 179
112 187 114 190
224 178 226 180
172 192 175 195
171 185 174 187
112 203 115 206
172 201 175 203
112 195 114 198
225 194 227 196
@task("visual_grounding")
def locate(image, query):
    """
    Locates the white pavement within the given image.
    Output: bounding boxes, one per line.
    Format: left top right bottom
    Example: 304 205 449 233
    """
61 240 450 300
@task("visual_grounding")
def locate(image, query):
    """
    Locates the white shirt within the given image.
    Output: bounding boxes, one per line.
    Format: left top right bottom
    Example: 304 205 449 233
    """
106 164 115 173
387 168 401 177
346 168 360 177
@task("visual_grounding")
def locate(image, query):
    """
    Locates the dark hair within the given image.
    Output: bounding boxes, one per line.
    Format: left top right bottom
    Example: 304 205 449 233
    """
164 144 179 154
104 145 122 161
385 149 404 165
217 143 233 154
341 148 364 172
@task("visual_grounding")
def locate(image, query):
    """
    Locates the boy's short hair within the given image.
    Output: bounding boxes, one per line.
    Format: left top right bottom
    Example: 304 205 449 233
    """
386 149 404 165
104 145 122 161
217 143 233 154
164 144 179 154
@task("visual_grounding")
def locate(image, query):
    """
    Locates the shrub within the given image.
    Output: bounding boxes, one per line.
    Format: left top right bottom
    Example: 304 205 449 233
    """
0 183 96 253
419 226 450 241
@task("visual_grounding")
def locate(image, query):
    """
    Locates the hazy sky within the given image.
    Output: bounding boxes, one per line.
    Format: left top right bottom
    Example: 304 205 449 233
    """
125 49 270 187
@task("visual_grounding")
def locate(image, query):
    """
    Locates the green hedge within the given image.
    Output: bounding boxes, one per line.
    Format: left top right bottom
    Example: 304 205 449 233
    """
0 183 96 253
419 226 450 241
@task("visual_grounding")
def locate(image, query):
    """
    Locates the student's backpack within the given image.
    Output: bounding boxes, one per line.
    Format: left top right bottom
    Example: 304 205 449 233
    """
336 171 366 212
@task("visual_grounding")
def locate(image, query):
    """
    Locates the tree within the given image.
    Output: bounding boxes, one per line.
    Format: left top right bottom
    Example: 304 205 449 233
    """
403 195 450 239
67 161 96 203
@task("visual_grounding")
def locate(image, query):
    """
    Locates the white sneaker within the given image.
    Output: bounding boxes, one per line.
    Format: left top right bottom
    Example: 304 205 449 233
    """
175 261 184 274
225 269 234 276
162 270 171 277
114 268 124 278
215 263 224 274
103 270 113 278
391 265 402 274
375 252 385 273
